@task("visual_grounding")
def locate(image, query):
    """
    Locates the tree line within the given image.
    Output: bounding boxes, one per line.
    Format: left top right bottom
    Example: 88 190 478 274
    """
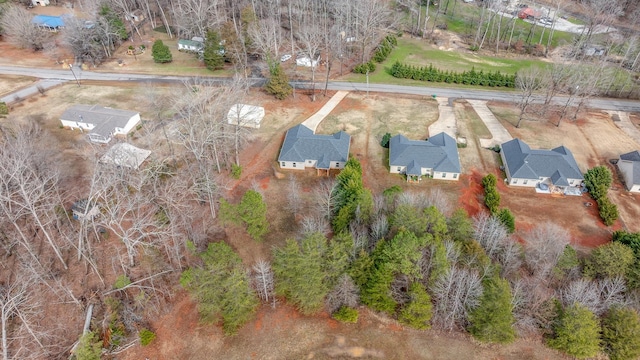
181 158 640 360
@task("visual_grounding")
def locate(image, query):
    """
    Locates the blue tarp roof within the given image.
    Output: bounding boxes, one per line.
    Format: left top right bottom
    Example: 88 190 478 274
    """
32 15 65 28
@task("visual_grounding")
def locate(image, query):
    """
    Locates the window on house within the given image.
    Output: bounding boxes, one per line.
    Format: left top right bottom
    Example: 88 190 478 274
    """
281 162 285 167
336 162 340 168
524 180 528 185
308 160 312 164
442 173 446 178
453 173 457 179
292 163 296 168
513 179 518 184
397 167 401 172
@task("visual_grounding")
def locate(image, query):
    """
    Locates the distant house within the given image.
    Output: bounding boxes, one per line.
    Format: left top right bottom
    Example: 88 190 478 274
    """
177 39 203 52
618 150 640 192
32 15 65 31
500 138 584 195
71 199 100 221
518 7 541 20
125 9 145 22
389 132 461 181
31 0 49 6
100 143 151 170
278 124 350 173
227 104 265 129
296 55 320 67
60 105 141 143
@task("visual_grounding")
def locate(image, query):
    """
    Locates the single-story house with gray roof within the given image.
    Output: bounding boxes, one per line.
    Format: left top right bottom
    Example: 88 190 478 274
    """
278 124 350 172
500 138 584 194
60 105 141 143
618 150 640 192
389 132 461 181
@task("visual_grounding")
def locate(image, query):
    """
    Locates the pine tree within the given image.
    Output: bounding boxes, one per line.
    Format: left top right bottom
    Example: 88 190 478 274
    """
238 190 269 242
180 242 259 335
602 306 640 360
74 331 102 360
548 303 601 359
360 263 396 314
272 233 330 314
203 29 224 71
152 40 172 63
469 276 516 344
399 282 433 330
264 62 292 100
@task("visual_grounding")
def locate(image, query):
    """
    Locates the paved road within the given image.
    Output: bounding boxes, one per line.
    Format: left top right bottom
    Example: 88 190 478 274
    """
1 65 639 113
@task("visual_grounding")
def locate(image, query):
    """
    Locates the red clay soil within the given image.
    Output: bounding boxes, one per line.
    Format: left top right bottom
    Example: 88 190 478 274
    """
457 169 484 218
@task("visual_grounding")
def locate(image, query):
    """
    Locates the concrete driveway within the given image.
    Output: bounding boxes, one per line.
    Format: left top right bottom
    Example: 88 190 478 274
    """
467 99 513 148
428 97 457 140
608 111 640 146
301 90 349 132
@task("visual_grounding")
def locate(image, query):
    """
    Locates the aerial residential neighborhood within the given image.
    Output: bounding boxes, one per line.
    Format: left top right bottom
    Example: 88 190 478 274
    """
2 0 640 359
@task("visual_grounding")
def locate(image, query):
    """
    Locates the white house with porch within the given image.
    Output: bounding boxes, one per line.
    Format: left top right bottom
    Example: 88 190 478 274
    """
500 138 584 194
60 105 141 143
389 132 461 181
278 124 350 173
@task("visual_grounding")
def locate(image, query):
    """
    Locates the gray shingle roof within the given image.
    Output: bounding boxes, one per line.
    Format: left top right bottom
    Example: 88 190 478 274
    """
620 150 640 185
501 138 583 183
389 132 461 173
61 105 138 139
278 124 350 169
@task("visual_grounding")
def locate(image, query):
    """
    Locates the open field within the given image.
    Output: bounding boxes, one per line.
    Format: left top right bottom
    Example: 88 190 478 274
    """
0 75 38 97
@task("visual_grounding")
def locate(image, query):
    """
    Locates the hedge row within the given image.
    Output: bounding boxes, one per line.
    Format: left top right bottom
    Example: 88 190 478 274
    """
482 174 515 233
353 35 397 74
389 61 516 87
584 166 618 226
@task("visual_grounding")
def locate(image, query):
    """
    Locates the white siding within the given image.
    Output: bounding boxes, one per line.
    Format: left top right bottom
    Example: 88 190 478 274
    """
631 184 640 193
433 172 460 181
619 160 637 192
117 114 141 135
509 178 538 187
61 119 94 130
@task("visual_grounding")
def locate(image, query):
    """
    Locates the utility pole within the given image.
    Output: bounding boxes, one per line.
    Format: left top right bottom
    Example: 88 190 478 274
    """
69 64 80 87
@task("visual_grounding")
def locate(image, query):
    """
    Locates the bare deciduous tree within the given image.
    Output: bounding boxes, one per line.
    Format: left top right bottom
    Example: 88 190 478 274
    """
523 223 570 279
252 259 275 306
559 277 628 316
0 5 49 51
313 179 337 220
432 266 483 331
515 66 543 128
325 274 359 313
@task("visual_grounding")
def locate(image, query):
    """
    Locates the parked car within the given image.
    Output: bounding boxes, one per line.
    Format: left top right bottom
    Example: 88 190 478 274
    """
280 54 292 62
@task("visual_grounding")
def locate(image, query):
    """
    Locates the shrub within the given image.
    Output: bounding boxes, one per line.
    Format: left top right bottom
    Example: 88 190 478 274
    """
0 102 8 116
231 163 242 179
139 328 156 346
333 306 359 323
353 61 376 74
584 166 612 200
265 62 292 100
380 133 391 148
482 174 498 188
597 197 619 226
113 275 131 289
496 208 515 233
484 188 501 213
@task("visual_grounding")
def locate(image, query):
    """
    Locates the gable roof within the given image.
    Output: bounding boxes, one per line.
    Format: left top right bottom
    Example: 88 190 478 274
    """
61 105 138 139
501 138 583 183
32 15 65 28
389 132 461 173
620 150 640 185
278 124 350 169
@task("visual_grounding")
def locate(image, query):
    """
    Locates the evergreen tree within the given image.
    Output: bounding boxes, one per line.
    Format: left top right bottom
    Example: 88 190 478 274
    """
548 303 601 359
602 306 640 360
360 263 396 314
398 282 433 330
180 242 259 335
323 232 354 287
332 158 372 233
152 40 172 63
203 29 224 71
348 249 374 288
496 208 515 233
446 209 474 243
238 190 269 241
583 242 635 279
469 276 516 344
74 331 102 360
272 233 330 314
264 62 292 100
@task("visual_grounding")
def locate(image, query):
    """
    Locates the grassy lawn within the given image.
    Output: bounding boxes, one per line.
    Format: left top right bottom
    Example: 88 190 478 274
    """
344 36 547 85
